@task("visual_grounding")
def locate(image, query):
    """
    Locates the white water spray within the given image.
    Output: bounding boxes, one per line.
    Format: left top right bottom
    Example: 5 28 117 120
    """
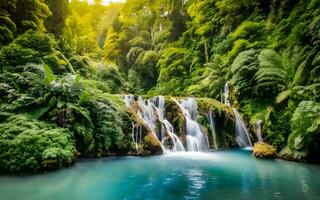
222 82 253 148
153 96 185 152
163 119 185 151
173 98 209 152
232 108 253 148
255 119 263 142
207 110 218 150
124 95 185 153
224 82 230 107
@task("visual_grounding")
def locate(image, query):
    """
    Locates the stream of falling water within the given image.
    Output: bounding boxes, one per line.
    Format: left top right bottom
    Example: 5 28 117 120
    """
173 98 209 152
255 119 263 142
124 95 185 152
207 110 218 150
232 108 253 147
223 82 252 148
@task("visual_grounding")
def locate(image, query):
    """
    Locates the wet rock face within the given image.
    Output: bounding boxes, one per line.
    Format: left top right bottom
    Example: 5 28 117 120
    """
253 142 277 159
142 135 163 155
196 98 237 149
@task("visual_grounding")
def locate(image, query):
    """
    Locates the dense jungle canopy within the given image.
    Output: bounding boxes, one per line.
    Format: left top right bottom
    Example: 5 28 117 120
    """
0 0 320 173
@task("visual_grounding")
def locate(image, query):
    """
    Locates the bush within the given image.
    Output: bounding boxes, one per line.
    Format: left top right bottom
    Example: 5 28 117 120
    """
280 101 320 161
0 30 74 75
0 114 76 173
83 98 127 156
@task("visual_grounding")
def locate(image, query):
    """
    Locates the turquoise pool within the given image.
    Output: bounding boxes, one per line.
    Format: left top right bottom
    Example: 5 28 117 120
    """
0 150 319 200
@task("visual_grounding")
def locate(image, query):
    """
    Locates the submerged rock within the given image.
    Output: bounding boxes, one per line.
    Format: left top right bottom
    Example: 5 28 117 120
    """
253 142 277 159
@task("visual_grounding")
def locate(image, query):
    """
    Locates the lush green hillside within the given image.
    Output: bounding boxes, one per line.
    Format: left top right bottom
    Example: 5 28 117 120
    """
0 0 319 173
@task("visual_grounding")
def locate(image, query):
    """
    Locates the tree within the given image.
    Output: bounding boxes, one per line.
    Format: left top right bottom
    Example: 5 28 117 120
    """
12 0 51 33
45 0 69 36
0 0 17 46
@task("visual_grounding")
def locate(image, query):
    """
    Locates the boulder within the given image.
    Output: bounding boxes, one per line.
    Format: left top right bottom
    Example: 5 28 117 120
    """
253 142 277 159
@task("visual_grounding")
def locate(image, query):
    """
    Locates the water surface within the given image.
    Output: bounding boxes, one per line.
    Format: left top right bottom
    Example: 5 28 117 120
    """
1 150 320 200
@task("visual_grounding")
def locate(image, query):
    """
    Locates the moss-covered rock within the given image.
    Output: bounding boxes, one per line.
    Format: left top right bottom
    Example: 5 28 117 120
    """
124 100 163 155
253 142 277 159
142 135 162 155
196 98 236 149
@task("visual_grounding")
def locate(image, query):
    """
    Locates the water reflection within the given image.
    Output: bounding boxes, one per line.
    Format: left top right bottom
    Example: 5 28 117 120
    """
184 169 205 199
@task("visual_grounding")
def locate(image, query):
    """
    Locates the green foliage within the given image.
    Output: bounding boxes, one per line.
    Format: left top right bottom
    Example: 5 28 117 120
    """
13 0 51 33
254 49 287 98
0 114 75 173
158 47 194 82
231 49 259 99
281 101 320 161
186 56 225 98
0 31 74 75
83 98 130 156
44 0 68 36
1 0 320 168
0 0 17 46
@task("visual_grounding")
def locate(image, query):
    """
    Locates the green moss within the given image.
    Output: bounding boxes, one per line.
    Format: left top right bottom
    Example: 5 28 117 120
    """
253 142 277 159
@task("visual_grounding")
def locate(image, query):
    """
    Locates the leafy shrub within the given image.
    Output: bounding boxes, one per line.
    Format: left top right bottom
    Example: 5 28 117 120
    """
158 47 194 82
0 114 75 173
0 30 74 74
69 55 91 77
83 98 129 156
0 0 16 46
280 101 320 161
231 21 265 42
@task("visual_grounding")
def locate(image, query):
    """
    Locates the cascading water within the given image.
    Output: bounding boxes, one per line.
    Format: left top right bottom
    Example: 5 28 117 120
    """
255 119 263 142
232 108 253 148
124 95 185 153
136 97 166 152
173 98 209 152
163 119 185 151
153 96 185 152
222 82 253 148
124 95 135 108
131 123 142 151
224 82 230 107
207 110 218 150
131 122 138 151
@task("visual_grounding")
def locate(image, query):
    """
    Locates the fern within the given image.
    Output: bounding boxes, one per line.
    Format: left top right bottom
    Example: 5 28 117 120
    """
230 49 260 98
42 63 56 85
254 49 287 98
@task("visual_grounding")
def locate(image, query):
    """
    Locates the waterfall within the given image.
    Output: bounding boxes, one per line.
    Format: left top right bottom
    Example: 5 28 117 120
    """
163 119 185 151
224 82 230 107
173 98 209 152
222 82 253 148
136 97 166 152
255 119 263 142
153 96 185 152
232 108 253 148
124 95 185 153
124 95 135 108
131 122 138 151
131 123 142 151
207 111 218 150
